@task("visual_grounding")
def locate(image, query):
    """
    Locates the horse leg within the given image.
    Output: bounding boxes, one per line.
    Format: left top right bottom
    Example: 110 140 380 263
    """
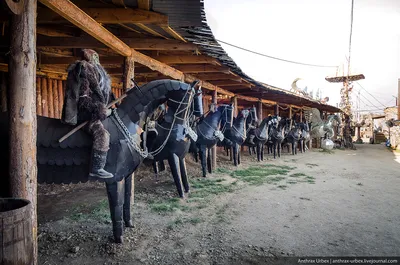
292 141 295 155
199 145 207 178
229 146 233 161
207 147 212 174
256 143 261 162
278 142 281 158
153 161 159 182
273 143 277 159
233 144 238 166
123 174 134 228
106 180 125 243
179 157 190 194
261 144 264 161
167 153 185 198
249 146 252 155
237 144 241 165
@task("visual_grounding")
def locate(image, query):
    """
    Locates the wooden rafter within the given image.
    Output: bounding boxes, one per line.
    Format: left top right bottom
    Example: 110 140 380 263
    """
37 25 78 37
193 73 242 81
37 7 168 25
31 36 198 51
39 0 132 56
161 26 187 42
138 0 151 10
173 64 230 73
135 23 169 39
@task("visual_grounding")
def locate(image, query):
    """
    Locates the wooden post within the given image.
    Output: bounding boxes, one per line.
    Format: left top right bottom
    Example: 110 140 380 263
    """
289 106 293 128
58 80 64 117
211 90 217 171
41 78 48 117
300 110 303 122
123 56 135 91
9 0 37 264
36 78 42 116
0 72 7 112
274 104 279 116
257 100 262 122
53 79 59 118
47 78 54 118
231 96 238 117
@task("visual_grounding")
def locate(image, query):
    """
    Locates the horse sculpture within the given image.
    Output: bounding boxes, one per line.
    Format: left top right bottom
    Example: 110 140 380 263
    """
245 116 272 161
190 104 234 177
146 84 203 198
282 120 302 155
305 108 341 144
267 116 288 159
243 106 258 155
0 79 200 244
218 109 249 166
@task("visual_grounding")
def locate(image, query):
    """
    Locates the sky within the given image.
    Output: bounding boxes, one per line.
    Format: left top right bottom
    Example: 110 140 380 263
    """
204 0 400 114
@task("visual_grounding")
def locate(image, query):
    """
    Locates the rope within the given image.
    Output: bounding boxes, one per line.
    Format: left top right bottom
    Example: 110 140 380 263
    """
347 0 355 77
215 39 338 68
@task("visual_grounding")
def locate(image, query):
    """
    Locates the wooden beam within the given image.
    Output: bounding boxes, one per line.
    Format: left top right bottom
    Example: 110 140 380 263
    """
123 56 134 91
151 55 217 64
39 56 124 65
9 0 37 264
37 7 168 25
37 25 78 37
257 101 262 121
138 0 150 10
135 23 169 38
34 36 197 51
231 96 238 117
173 64 230 73
211 90 217 171
39 0 132 57
161 26 187 42
194 73 242 81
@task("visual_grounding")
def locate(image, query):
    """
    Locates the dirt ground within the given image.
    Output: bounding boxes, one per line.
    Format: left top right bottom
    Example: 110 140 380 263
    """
37 144 400 265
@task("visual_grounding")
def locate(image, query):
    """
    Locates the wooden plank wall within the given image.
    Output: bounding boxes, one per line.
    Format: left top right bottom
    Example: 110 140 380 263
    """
0 74 125 119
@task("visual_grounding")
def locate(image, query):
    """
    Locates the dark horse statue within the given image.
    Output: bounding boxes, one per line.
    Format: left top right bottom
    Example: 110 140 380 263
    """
267 116 288 159
282 120 302 155
218 109 249 166
243 106 258 155
146 83 203 198
0 79 200 244
246 116 273 161
190 103 234 177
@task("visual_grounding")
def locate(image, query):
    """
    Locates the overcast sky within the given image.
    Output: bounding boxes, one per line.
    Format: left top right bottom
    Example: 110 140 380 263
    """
204 0 400 113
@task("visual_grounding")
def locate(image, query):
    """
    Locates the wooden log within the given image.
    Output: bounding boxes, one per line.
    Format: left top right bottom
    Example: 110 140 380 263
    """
0 72 7 112
53 79 60 118
58 80 64 117
123 56 134 91
274 104 279 116
8 0 37 264
36 78 42 116
41 78 48 117
47 78 54 118
211 90 217 171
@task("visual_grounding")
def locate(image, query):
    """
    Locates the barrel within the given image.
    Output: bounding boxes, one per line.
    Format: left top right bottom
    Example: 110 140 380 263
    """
0 198 33 265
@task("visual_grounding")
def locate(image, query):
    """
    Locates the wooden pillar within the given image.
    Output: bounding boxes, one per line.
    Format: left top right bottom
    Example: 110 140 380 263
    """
0 72 8 112
231 96 238 117
9 0 37 264
47 78 54 118
300 110 303 122
123 56 135 91
211 90 217 170
41 78 48 117
274 104 279 116
257 100 263 122
36 77 42 116
53 79 59 119
58 80 64 117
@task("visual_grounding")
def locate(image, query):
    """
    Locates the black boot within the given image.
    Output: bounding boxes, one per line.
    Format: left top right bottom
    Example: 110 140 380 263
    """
89 150 113 179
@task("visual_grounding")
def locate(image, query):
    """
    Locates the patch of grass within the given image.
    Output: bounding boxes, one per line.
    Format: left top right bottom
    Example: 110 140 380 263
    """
189 217 203 224
69 199 110 222
190 178 236 199
213 203 231 224
230 165 291 186
150 198 190 213
215 167 232 174
290 173 307 178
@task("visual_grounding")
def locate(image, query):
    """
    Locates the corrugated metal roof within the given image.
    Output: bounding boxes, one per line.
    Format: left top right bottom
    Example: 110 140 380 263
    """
152 0 203 27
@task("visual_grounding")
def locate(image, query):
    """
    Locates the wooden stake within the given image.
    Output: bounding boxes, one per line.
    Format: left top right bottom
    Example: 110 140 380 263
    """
41 78 48 117
47 78 54 118
53 79 59 119
9 0 37 264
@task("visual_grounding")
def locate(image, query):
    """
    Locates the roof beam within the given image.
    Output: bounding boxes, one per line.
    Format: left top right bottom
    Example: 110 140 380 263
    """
33 36 197 51
173 64 230 73
193 73 242 81
39 0 132 57
37 7 168 25
135 23 168 38
151 55 218 64
138 0 151 10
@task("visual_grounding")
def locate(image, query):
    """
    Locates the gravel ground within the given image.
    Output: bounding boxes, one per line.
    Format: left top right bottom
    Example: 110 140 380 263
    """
37 144 400 264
